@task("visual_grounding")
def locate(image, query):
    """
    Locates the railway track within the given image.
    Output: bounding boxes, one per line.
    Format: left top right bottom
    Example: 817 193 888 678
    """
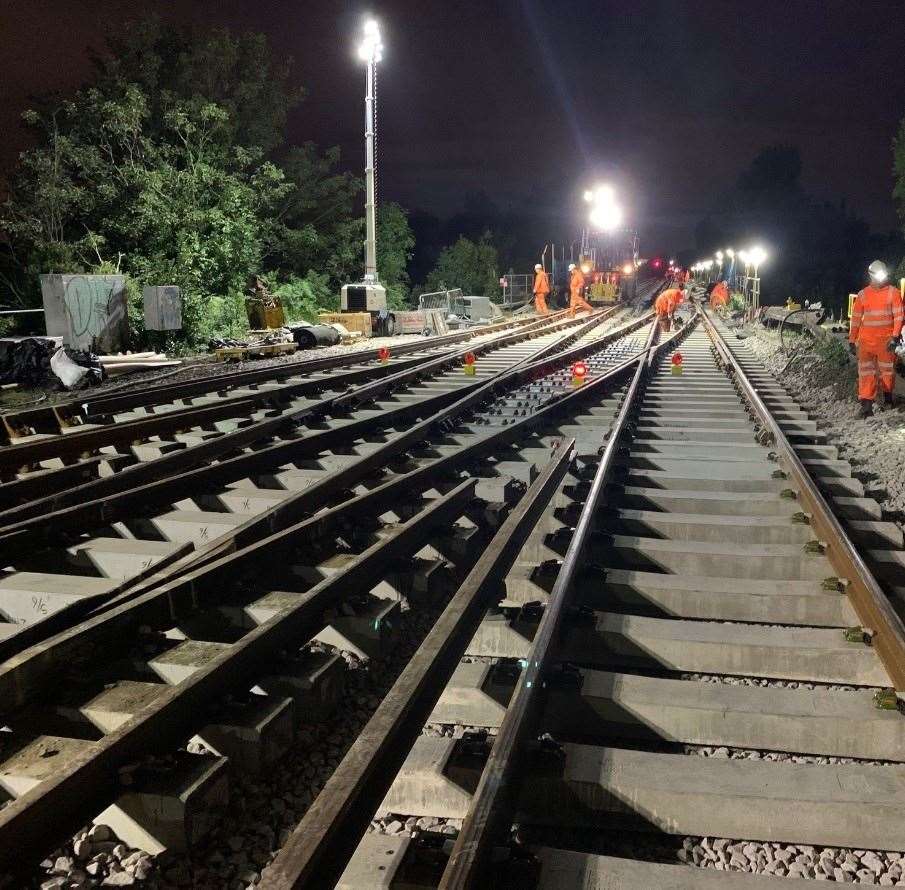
0 314 567 513
255 303 905 889
0 291 666 886
0 308 639 657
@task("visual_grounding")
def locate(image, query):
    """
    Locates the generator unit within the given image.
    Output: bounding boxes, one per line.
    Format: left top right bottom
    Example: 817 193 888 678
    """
340 282 395 335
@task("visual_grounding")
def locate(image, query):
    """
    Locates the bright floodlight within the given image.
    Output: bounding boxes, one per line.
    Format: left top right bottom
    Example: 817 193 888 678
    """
589 202 623 231
726 248 735 258
358 19 383 62
749 246 767 267
704 260 713 269
739 250 749 264
586 183 622 231
715 251 723 261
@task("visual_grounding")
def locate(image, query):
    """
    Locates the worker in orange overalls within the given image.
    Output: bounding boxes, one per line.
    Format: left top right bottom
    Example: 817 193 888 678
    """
533 264 550 315
654 289 676 332
710 280 729 309
568 263 593 316
848 260 903 417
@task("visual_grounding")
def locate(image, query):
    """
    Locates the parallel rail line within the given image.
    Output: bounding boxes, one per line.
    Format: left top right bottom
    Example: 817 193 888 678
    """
0 293 665 880
259 299 905 889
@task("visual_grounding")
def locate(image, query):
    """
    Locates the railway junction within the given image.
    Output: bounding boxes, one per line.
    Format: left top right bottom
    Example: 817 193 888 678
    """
0 275 904 888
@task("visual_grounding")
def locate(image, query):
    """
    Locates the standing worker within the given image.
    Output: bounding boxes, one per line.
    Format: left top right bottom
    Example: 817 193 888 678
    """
533 264 550 315
848 260 903 416
568 263 593 316
710 280 729 309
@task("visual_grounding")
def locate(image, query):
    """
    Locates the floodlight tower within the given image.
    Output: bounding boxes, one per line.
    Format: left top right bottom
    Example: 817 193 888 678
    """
341 19 393 332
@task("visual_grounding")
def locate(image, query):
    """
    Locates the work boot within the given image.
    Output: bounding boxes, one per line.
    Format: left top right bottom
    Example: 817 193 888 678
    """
858 399 874 418
884 391 896 409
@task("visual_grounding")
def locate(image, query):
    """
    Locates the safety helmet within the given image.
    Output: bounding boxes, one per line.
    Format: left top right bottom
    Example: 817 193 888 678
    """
534 264 542 271
868 260 888 284
568 263 576 271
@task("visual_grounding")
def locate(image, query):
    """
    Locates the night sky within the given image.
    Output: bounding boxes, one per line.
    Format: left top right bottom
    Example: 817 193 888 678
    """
2 0 905 256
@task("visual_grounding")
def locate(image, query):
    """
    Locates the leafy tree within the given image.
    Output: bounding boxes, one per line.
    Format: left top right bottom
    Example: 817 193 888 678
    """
376 203 415 308
426 234 501 298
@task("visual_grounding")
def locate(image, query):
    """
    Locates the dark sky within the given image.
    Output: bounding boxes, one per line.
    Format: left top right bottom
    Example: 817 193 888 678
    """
2 0 905 256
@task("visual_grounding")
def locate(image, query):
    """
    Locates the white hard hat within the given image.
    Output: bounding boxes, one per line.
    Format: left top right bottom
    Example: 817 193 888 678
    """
534 263 542 271
568 263 576 271
868 260 888 283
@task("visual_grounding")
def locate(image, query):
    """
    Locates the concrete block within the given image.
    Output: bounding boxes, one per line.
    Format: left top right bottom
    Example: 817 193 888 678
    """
545 670 905 760
519 744 905 851
378 737 480 819
561 612 888 686
96 753 228 855
428 662 517 727
196 695 294 774
148 640 231 684
315 597 401 659
0 572 117 626
252 649 345 725
0 735 92 797
67 538 190 579
534 849 809 888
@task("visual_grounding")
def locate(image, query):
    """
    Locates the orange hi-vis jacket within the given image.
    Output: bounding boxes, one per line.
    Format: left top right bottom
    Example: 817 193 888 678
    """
569 269 585 298
661 288 683 312
849 285 903 347
654 291 673 316
534 270 550 296
710 281 729 306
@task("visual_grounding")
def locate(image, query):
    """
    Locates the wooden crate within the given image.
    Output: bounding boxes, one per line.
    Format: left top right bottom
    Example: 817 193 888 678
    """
215 342 297 362
318 312 373 338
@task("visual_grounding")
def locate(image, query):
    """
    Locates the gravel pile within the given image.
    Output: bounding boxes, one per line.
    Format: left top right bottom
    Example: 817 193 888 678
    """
684 743 897 767
681 672 865 692
676 836 905 883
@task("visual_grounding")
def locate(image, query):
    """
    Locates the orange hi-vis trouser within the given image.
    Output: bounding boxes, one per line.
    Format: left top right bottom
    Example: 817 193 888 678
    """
857 340 896 400
534 292 548 314
656 312 672 333
569 292 593 316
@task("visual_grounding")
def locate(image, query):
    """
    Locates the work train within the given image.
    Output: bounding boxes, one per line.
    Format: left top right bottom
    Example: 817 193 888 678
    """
548 228 641 305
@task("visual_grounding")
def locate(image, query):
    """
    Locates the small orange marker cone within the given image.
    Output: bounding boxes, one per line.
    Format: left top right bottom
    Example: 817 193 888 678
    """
671 351 683 375
378 346 390 364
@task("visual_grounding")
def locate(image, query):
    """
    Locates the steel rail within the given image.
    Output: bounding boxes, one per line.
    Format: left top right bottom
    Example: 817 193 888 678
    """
0 478 477 877
0 313 579 476
0 312 591 543
260 441 576 890
0 314 553 438
0 314 653 691
438 316 696 888
699 306 905 689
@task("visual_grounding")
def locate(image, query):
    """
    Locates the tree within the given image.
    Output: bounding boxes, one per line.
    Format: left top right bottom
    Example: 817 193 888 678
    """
376 203 415 308
426 234 501 297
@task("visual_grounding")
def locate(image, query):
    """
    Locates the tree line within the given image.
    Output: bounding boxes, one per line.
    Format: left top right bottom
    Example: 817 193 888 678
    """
0 19 505 346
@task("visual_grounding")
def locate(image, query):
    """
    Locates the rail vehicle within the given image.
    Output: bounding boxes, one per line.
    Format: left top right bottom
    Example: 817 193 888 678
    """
548 227 641 306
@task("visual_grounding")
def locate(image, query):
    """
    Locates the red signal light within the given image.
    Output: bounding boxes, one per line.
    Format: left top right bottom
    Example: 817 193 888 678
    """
464 352 476 366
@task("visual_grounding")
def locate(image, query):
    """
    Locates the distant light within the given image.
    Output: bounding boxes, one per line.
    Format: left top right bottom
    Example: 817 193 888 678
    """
715 251 723 261
739 250 749 264
583 190 594 202
749 246 767 267
726 248 735 258
358 19 383 62
580 262 592 274
622 263 633 275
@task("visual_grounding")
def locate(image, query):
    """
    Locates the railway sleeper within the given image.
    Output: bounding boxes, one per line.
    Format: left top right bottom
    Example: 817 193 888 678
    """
379 735 905 852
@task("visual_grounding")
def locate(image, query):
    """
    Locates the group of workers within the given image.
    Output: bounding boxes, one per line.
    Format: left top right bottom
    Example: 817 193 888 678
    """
533 263 593 317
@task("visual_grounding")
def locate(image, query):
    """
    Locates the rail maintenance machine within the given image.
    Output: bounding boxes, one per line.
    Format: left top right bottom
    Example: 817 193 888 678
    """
550 227 640 306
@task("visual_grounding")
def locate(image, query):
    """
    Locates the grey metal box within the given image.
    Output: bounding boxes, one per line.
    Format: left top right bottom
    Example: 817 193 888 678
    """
40 274 128 352
463 296 493 321
143 285 183 331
